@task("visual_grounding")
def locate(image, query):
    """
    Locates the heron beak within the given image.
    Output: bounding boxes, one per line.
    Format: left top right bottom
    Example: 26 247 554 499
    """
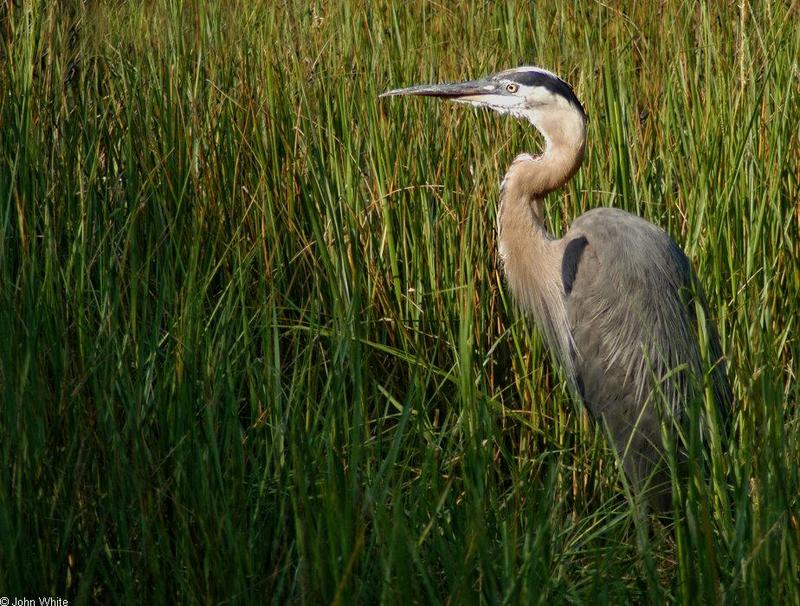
379 79 496 100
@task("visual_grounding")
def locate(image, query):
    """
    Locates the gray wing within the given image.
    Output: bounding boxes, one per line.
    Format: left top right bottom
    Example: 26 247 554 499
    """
561 208 730 506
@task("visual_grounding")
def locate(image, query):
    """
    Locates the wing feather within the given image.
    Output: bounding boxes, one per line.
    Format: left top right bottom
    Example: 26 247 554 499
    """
561 207 730 508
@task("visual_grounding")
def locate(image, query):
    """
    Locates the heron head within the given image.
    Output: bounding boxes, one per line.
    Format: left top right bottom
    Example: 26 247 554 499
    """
381 66 587 130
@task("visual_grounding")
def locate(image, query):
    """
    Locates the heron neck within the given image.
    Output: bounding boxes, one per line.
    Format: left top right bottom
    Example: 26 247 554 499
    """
496 151 579 379
498 152 583 240
496 108 586 314
495 145 584 382
498 109 586 238
494 105 586 380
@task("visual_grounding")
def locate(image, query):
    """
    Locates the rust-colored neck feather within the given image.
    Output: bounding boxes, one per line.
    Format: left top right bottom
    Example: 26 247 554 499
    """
496 104 587 378
499 106 586 230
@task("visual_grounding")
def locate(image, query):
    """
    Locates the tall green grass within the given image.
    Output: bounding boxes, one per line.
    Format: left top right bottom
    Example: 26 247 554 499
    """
1 0 798 603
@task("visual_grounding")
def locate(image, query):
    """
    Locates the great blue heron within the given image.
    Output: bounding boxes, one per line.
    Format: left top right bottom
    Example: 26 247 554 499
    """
381 66 731 511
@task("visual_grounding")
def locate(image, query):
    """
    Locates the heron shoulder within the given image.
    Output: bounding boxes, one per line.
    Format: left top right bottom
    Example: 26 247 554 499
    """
568 207 671 244
563 207 691 289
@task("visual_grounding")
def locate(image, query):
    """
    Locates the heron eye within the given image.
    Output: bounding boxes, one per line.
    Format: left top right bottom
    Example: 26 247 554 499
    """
506 83 519 93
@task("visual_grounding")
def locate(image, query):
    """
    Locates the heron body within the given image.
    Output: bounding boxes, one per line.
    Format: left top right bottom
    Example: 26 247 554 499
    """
382 67 731 511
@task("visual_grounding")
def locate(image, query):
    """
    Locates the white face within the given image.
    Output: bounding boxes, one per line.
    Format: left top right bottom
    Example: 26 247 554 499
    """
454 70 573 122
